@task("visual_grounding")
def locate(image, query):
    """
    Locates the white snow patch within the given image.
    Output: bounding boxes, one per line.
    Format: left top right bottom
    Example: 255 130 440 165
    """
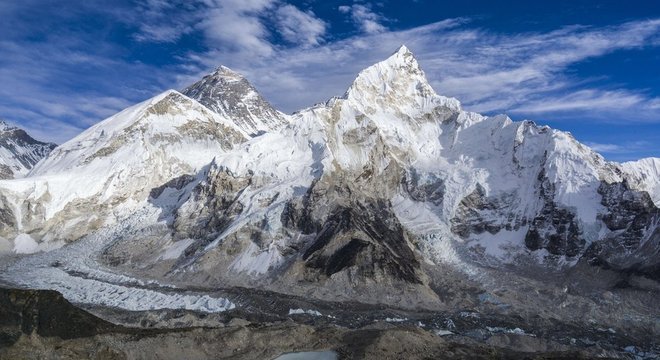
230 242 283 275
486 326 534 336
158 238 195 260
288 308 322 316
13 233 39 254
385 317 408 323
435 329 454 336
468 228 528 260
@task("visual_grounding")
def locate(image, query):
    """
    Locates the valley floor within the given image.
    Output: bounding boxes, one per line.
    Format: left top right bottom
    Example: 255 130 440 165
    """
1 287 651 360
0 230 658 359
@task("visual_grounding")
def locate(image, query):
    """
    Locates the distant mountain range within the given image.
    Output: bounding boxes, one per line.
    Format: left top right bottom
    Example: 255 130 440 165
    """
0 45 658 314
0 120 56 179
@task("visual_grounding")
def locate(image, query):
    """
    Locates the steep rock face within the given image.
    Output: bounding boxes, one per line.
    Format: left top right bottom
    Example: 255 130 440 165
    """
0 121 56 179
523 167 585 257
620 157 660 206
183 66 289 136
586 181 660 279
171 164 253 242
278 164 427 288
0 287 118 346
300 199 423 285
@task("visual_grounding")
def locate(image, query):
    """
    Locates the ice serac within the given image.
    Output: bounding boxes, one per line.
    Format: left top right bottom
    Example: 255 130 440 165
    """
0 90 248 245
0 120 56 179
183 66 289 136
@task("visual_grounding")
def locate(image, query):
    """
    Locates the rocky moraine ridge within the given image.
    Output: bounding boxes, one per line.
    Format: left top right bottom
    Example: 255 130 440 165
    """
0 46 658 358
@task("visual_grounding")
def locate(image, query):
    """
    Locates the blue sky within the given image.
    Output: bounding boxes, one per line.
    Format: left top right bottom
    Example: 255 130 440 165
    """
0 0 659 161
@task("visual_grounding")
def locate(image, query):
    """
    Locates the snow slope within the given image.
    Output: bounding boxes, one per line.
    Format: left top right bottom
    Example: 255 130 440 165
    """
0 90 248 244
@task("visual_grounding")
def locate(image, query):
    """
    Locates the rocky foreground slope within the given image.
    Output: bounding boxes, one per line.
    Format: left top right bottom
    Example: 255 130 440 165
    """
0 286 646 359
0 46 658 357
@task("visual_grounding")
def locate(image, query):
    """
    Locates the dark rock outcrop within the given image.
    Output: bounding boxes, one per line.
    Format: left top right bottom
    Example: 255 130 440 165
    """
524 168 585 257
585 181 660 279
302 200 423 284
171 165 252 242
0 287 118 347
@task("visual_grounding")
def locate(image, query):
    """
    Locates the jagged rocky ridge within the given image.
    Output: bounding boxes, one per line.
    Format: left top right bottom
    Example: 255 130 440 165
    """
0 45 658 307
183 66 289 136
0 121 56 180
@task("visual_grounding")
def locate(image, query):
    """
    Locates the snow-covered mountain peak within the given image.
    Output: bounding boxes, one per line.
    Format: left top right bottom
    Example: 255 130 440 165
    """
0 120 56 179
387 44 416 67
30 89 248 177
183 66 289 136
0 89 251 242
346 45 426 96
210 65 243 81
344 45 461 115
0 120 11 131
396 44 412 54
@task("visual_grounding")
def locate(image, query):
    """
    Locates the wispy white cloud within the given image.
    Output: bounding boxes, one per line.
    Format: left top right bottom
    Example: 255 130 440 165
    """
275 4 327 47
180 16 660 126
0 1 177 143
585 142 625 153
585 140 654 155
338 3 388 34
158 0 330 59
0 39 157 143
425 19 660 115
132 0 198 43
1 0 659 151
196 0 278 59
649 98 660 109
512 89 659 119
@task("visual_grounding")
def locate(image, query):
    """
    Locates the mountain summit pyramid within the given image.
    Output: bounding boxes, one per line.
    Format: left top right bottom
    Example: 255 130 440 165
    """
183 65 288 136
344 45 460 114
0 120 56 179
